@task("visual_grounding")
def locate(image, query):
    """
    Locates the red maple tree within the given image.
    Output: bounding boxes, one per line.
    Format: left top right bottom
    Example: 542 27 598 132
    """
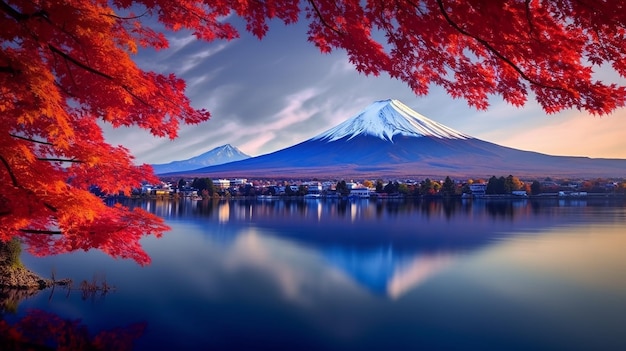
1 0 624 264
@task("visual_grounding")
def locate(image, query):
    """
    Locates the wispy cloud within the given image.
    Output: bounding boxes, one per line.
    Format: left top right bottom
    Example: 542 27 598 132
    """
108 19 626 165
177 43 229 75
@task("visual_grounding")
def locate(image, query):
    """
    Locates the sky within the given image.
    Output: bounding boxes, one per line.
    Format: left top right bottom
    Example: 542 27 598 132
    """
101 18 626 165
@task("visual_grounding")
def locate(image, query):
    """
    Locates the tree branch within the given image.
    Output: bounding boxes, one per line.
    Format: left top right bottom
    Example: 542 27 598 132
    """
103 10 149 21
0 0 49 22
0 65 20 75
47 44 114 80
43 202 58 212
306 0 343 35
36 157 84 163
0 0 27 21
434 0 567 92
10 133 54 145
19 229 62 235
1 153 59 213
47 44 150 106
9 134 83 163
0 154 19 187
4 1 152 108
524 0 539 39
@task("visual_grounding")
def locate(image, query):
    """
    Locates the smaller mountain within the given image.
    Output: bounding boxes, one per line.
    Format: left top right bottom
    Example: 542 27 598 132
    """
151 144 250 174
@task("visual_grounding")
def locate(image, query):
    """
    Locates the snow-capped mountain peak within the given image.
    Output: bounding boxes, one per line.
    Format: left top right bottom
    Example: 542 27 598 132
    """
151 144 250 174
213 144 243 157
312 99 469 142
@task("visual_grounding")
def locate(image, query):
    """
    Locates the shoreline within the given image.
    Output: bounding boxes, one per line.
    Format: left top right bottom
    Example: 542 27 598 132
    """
115 192 626 201
0 241 70 291
0 263 71 314
0 264 62 290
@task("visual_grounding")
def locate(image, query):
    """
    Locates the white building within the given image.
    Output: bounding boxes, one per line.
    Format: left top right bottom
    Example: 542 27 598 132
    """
469 183 487 196
213 179 230 189
303 181 322 194
349 188 370 198
230 178 248 186
321 181 335 191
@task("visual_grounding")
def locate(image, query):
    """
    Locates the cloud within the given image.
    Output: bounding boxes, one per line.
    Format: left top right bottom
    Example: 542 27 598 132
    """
222 228 358 307
177 43 230 75
105 18 626 165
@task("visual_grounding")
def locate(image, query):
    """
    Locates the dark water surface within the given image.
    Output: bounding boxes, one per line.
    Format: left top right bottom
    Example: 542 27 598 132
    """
8 198 626 350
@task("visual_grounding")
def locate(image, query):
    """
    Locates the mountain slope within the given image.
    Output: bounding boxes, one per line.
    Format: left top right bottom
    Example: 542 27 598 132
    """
151 144 250 174
313 99 469 141
166 100 626 178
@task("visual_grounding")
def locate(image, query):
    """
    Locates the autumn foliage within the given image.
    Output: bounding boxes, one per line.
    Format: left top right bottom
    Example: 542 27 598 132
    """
0 310 145 351
1 1 625 263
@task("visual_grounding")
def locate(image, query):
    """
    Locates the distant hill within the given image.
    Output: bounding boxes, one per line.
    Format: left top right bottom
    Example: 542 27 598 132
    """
163 100 626 179
151 144 250 174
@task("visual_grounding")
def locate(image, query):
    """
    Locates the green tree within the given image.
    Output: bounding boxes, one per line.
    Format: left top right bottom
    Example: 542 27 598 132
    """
207 179 216 196
504 175 523 193
298 185 308 196
531 180 542 195
191 178 203 191
397 183 410 195
375 180 384 193
441 176 456 197
336 181 350 196
433 182 442 194
191 178 215 197
486 176 507 194
419 178 437 196
461 181 473 195
383 181 399 194
0 237 23 269
285 185 294 196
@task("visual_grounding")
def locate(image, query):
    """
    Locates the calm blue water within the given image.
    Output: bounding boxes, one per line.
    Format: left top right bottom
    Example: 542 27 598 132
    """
7 198 626 350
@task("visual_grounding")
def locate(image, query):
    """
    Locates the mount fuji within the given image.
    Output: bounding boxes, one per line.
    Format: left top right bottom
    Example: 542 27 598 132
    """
151 144 249 174
167 99 626 179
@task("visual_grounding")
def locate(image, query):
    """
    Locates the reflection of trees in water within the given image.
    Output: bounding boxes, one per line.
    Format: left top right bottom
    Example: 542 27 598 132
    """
126 197 470 220
0 310 145 351
375 201 385 218
485 201 516 219
289 199 308 214
383 199 403 216
1 288 39 314
420 199 439 218
127 197 626 223
441 199 460 220
336 200 349 217
530 200 543 215
195 199 217 217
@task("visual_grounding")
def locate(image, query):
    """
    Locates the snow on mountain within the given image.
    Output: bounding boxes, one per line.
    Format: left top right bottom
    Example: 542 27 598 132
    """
312 99 469 142
151 144 250 174
167 99 626 179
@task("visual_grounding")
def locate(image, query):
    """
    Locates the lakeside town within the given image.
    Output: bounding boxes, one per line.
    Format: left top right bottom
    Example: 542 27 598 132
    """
130 175 626 200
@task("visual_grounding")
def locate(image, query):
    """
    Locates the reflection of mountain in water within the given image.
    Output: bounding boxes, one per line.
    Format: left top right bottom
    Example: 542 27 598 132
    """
323 246 454 298
125 198 626 298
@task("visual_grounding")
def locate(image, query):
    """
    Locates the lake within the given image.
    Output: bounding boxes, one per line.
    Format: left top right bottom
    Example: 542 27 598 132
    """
6 197 626 350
